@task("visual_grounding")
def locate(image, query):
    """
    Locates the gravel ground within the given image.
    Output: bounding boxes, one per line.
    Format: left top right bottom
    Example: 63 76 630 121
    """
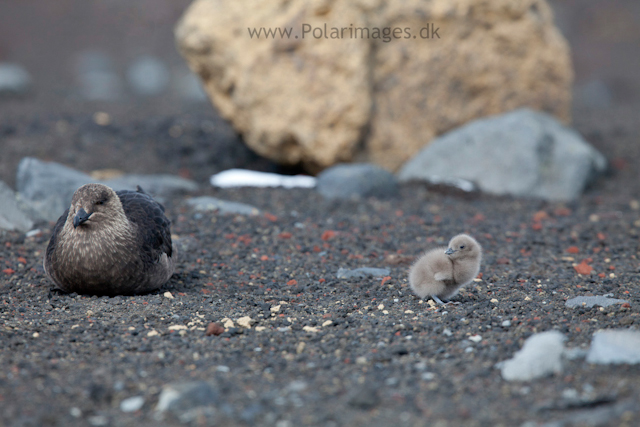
2 105 640 427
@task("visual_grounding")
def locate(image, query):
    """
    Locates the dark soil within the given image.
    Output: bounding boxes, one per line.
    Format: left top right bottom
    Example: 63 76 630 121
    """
2 103 640 426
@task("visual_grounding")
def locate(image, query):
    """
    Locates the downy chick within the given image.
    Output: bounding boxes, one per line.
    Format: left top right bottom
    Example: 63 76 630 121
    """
409 234 482 304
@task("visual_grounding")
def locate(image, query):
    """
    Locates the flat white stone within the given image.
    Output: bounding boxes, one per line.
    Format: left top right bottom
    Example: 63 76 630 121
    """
565 295 628 308
210 169 316 188
586 329 640 364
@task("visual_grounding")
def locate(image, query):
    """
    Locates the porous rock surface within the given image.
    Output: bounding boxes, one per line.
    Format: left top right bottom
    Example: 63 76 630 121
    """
176 0 573 172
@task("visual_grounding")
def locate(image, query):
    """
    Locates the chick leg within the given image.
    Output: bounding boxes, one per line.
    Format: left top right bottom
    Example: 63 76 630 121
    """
431 296 461 306
431 295 447 305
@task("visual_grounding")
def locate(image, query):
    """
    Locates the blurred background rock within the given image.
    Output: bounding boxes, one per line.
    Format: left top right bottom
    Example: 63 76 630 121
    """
0 0 637 186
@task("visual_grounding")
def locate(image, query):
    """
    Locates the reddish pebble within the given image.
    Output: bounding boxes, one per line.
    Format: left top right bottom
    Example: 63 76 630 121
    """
566 246 579 254
287 279 297 286
321 230 336 241
264 213 278 222
532 211 549 222
622 303 631 308
531 223 543 231
260 255 269 261
17 257 27 264
2 268 15 274
206 323 224 336
597 232 606 241
496 258 510 265
278 232 292 239
574 261 593 275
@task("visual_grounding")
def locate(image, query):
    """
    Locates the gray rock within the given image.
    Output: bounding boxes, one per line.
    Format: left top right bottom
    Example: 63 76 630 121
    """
173 69 208 101
398 109 607 201
317 163 397 200
348 384 380 409
75 51 122 101
586 329 640 364
575 79 613 110
17 158 94 222
0 181 34 232
565 295 628 308
337 267 390 279
17 157 198 222
120 396 145 412
103 174 198 196
126 56 170 96
155 381 219 416
185 196 260 216
499 331 565 381
537 400 636 427
87 415 109 426
0 63 32 96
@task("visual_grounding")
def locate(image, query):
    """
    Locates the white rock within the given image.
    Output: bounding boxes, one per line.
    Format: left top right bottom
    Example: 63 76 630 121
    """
87 415 109 426
421 372 435 381
499 331 565 381
210 169 316 189
236 316 255 329
469 335 482 343
120 396 145 412
586 329 640 364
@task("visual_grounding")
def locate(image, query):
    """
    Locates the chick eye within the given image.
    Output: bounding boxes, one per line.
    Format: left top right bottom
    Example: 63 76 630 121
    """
460 245 465 249
96 199 106 205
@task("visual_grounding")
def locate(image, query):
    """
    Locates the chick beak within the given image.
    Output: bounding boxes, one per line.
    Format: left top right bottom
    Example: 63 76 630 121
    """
444 248 455 255
73 208 92 228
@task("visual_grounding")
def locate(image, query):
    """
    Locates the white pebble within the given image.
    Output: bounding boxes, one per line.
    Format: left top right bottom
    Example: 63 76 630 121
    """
469 335 482 343
120 396 145 412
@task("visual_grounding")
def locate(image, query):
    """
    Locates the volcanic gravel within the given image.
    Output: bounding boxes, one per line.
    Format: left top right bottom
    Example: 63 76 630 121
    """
2 106 640 426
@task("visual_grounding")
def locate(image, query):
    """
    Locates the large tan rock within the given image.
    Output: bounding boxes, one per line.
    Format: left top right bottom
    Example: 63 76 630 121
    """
176 0 573 172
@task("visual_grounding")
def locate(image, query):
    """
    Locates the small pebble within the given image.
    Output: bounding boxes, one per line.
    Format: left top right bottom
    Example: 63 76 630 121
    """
120 396 145 412
206 323 224 336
